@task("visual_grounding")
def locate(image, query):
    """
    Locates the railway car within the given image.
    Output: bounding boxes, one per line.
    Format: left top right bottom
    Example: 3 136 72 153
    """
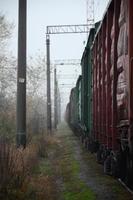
65 102 70 125
80 22 100 150
66 75 82 132
76 75 82 129
92 0 133 187
66 0 133 189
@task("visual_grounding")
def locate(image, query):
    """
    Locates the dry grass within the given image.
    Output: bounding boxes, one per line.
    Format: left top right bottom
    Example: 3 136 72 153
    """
0 141 24 190
0 138 39 198
0 135 59 200
22 143 39 174
0 139 27 199
29 175 58 200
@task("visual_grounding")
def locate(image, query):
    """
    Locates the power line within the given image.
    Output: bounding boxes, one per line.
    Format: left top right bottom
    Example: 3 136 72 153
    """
54 59 80 66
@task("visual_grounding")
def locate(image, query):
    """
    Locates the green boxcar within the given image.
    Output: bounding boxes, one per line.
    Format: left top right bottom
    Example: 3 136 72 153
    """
75 75 82 126
77 76 82 124
69 76 82 130
81 23 100 137
69 87 77 128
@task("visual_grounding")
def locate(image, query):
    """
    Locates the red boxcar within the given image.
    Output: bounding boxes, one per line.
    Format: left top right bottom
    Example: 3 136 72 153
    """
92 0 133 187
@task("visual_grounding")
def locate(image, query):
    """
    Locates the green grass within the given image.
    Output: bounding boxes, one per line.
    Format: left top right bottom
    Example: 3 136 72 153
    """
38 159 53 176
63 180 96 200
55 134 96 200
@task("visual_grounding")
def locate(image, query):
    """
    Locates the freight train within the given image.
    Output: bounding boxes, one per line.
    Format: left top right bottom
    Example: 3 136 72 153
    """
66 0 133 189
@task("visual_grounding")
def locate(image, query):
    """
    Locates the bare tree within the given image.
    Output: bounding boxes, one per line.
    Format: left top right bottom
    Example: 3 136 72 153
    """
27 55 47 136
0 14 16 139
0 14 14 50
0 14 47 139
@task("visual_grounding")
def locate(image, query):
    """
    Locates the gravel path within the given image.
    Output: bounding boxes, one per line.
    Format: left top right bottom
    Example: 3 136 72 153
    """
54 123 133 200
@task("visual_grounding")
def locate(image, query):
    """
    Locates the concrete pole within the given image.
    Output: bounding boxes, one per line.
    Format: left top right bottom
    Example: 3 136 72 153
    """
58 91 61 123
17 0 27 148
54 66 58 129
46 34 52 132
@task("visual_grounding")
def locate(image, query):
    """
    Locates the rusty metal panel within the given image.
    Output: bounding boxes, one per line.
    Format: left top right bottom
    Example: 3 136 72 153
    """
98 31 102 143
92 57 95 138
92 2 114 148
101 20 106 145
93 43 96 140
96 38 99 142
111 0 121 150
106 5 114 149
117 0 128 126
93 41 98 141
92 0 133 151
128 0 133 150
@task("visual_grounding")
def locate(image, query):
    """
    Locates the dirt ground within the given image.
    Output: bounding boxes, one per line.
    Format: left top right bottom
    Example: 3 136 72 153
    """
39 122 133 200
2 122 133 200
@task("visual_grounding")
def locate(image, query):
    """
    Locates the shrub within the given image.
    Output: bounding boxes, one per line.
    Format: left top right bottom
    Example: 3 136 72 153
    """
0 138 25 198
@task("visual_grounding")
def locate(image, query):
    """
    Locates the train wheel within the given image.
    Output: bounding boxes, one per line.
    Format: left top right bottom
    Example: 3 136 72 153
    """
80 135 84 144
119 150 127 181
126 153 133 189
91 141 99 153
110 153 120 177
97 145 106 164
84 138 88 149
97 147 103 164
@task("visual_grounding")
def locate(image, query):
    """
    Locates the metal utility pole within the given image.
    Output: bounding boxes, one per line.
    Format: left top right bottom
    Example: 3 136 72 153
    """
46 34 52 132
17 0 27 148
86 0 94 26
54 66 58 129
86 0 94 34
58 90 61 123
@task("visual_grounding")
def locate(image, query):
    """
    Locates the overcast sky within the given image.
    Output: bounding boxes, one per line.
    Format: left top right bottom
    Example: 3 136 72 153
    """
0 0 110 115
0 0 110 60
